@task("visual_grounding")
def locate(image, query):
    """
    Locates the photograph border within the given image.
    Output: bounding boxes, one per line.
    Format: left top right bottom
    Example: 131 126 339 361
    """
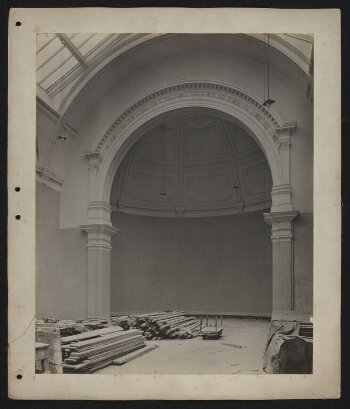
7 7 341 400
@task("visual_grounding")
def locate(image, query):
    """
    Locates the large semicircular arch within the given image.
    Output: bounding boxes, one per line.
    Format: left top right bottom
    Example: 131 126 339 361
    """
90 81 284 205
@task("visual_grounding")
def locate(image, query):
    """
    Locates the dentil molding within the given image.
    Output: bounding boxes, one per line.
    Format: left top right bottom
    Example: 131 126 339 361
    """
92 82 290 158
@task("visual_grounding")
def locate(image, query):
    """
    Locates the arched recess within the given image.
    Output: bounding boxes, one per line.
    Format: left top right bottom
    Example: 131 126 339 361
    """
80 80 299 319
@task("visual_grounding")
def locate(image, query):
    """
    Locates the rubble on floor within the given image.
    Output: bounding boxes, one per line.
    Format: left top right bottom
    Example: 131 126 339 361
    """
263 320 313 374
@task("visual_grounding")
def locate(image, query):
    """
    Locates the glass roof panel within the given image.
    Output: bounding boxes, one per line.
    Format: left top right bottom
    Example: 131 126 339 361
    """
78 34 112 55
37 47 75 84
36 37 64 70
41 57 79 91
70 33 95 49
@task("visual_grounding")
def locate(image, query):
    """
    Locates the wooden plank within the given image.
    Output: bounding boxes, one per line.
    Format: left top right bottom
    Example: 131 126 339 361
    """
61 326 123 344
112 345 157 365
63 343 145 370
68 329 142 350
68 335 144 360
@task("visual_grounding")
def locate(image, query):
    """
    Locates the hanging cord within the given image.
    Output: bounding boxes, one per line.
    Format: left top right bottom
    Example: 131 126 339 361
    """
263 33 275 108
160 125 167 200
267 33 270 101
57 58 68 143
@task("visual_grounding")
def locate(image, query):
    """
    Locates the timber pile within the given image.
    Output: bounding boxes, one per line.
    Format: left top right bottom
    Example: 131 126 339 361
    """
129 311 201 339
62 328 146 373
111 315 133 330
75 318 109 330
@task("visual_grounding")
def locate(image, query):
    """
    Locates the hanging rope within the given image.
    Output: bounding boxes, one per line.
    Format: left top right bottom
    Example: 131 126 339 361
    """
263 33 275 109
160 125 167 201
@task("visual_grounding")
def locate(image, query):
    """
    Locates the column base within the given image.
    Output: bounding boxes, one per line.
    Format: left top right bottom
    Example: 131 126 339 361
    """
272 311 312 322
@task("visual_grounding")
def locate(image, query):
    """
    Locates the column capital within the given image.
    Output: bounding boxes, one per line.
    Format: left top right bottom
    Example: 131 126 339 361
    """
84 150 102 171
264 211 299 242
87 200 112 225
80 223 119 250
274 122 297 150
263 210 299 225
271 184 293 212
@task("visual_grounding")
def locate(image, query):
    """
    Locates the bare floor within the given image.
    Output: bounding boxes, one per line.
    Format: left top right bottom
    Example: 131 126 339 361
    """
97 318 270 375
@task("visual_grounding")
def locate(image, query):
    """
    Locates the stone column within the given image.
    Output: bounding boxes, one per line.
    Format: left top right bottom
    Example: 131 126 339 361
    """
81 223 119 318
264 211 299 315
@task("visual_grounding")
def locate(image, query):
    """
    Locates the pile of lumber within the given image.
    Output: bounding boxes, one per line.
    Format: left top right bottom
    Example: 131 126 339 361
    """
111 315 133 330
129 311 201 339
75 318 109 330
61 327 147 373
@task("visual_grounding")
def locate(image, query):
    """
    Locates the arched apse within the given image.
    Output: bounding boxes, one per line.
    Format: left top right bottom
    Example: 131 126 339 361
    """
84 81 295 220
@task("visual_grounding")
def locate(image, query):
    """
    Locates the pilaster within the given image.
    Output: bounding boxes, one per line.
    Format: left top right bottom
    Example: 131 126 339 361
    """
274 122 297 186
81 223 119 318
264 211 299 313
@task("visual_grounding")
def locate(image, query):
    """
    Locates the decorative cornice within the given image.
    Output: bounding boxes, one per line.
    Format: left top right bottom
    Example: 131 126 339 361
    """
36 165 63 191
81 223 118 235
36 96 60 122
263 210 300 242
110 200 270 218
263 210 299 225
80 223 119 250
93 82 282 156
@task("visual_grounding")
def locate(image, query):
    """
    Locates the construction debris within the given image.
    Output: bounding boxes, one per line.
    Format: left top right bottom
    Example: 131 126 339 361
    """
120 311 201 339
36 319 87 337
220 342 246 349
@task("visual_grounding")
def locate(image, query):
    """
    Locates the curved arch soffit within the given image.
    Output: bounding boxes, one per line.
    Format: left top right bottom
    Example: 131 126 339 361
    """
89 81 286 204
60 33 311 115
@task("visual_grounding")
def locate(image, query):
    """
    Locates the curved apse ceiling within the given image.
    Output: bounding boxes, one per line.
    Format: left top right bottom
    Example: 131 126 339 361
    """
36 33 313 112
110 112 272 218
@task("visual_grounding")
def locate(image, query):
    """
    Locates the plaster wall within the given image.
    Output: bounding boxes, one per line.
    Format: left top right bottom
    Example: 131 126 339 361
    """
59 228 88 318
110 211 272 315
36 182 88 319
36 182 61 318
35 184 312 318
294 212 313 313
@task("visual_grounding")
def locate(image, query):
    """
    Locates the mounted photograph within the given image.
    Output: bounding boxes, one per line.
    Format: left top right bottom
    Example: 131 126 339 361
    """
8 7 341 400
35 32 314 375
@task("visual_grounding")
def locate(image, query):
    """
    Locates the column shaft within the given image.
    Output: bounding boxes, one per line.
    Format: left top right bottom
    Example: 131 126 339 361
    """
264 211 299 315
81 223 118 318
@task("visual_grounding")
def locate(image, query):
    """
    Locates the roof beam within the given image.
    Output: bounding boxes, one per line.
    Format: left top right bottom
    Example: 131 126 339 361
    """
57 33 88 68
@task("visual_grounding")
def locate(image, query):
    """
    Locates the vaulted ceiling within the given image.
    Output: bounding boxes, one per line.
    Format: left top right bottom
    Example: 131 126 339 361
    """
110 112 272 218
36 33 313 113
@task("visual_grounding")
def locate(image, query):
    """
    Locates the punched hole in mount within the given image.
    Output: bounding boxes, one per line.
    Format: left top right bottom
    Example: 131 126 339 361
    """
15 187 20 192
15 215 21 220
16 374 22 380
15 21 21 26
